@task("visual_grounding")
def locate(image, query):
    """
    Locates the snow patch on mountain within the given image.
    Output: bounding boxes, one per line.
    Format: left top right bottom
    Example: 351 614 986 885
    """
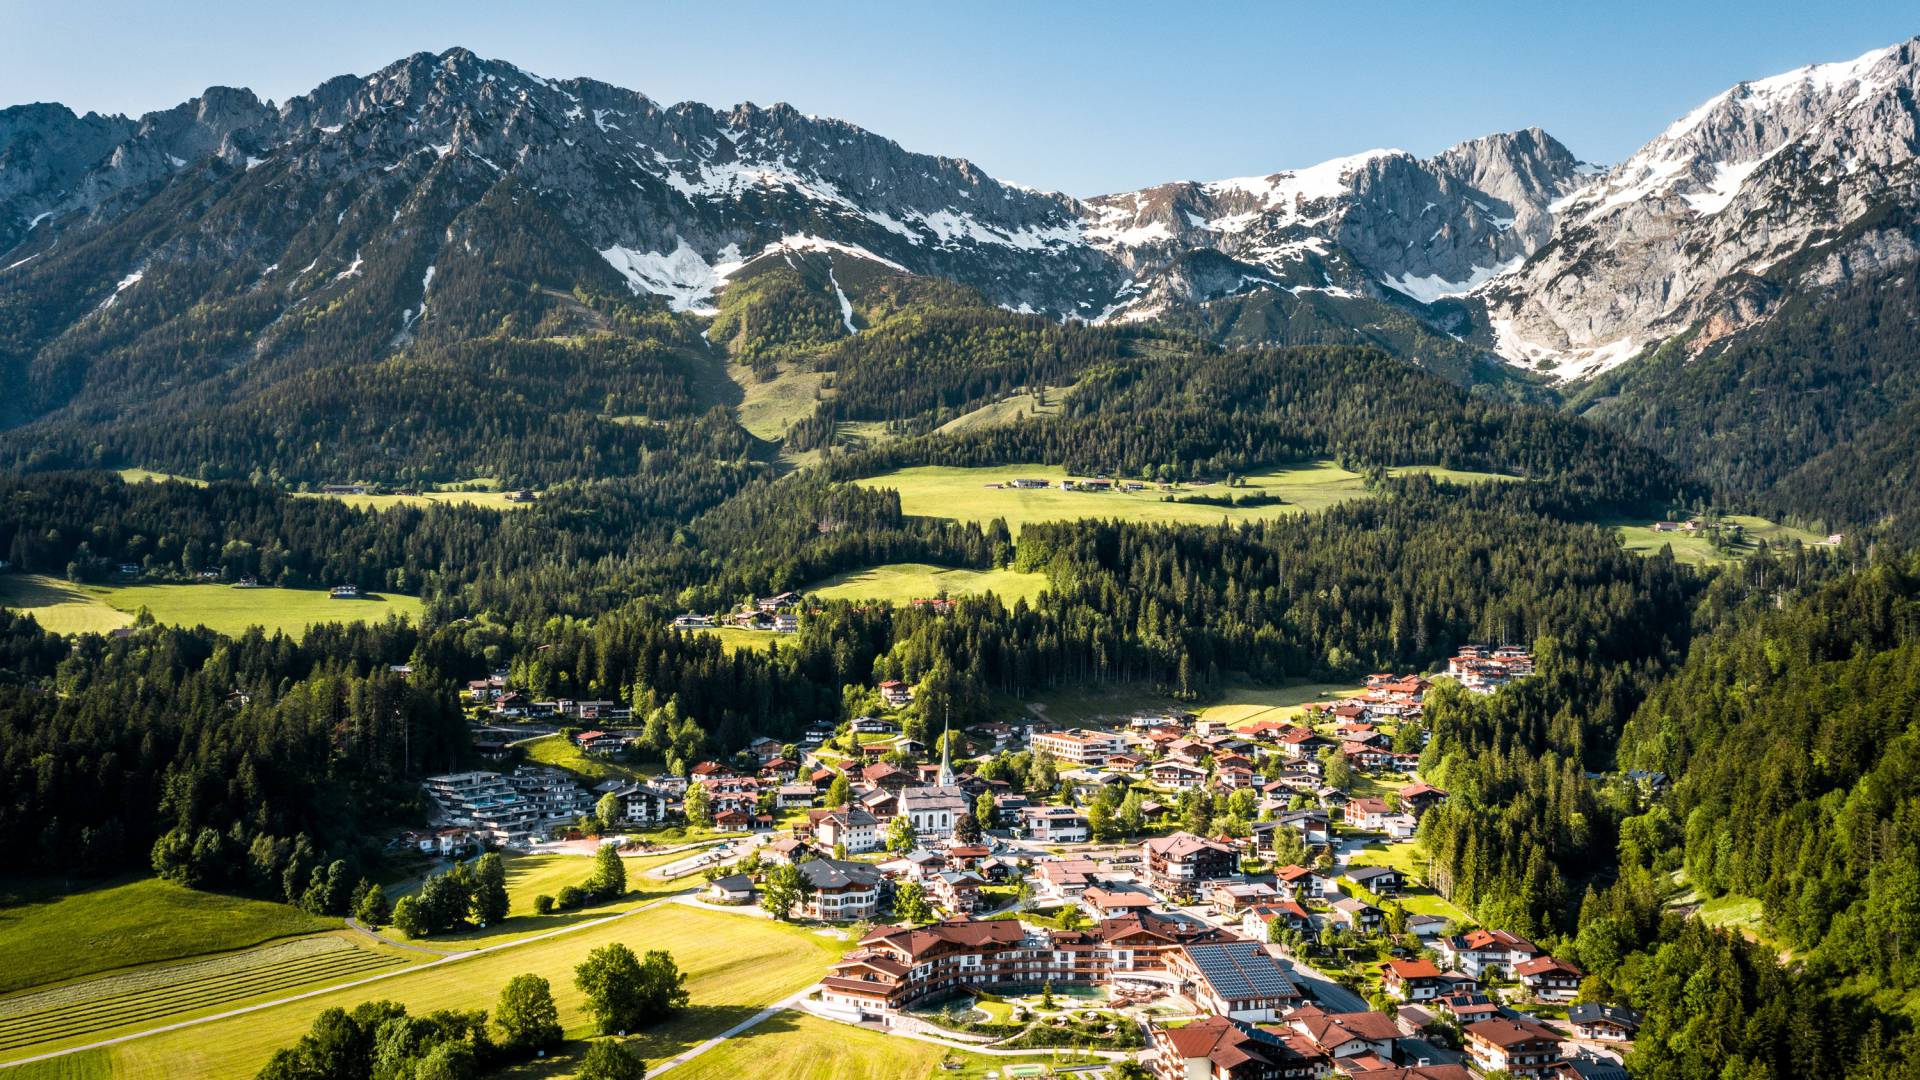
600 239 733 314
1681 158 1769 215
1203 149 1404 218
829 265 857 334
600 234 906 315
1382 256 1521 304
755 234 906 272
96 268 143 312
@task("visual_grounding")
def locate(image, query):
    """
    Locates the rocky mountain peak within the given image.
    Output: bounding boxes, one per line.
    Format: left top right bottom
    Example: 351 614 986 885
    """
1484 36 1920 381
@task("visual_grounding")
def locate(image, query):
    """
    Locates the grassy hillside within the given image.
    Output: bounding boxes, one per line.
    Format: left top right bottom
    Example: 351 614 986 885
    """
806 563 1049 606
0 575 424 636
934 385 1071 435
519 735 652 785
732 363 831 441
1611 514 1828 566
853 460 1514 535
0 878 334 996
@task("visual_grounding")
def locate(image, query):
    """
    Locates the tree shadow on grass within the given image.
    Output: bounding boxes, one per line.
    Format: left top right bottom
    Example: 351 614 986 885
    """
492 1005 796 1077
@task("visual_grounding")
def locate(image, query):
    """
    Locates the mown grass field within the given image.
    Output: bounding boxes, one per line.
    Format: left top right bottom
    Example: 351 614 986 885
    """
0 878 335 996
116 468 528 511
0 575 425 636
853 461 1515 536
658 1011 1100 1079
1613 514 1828 566
0 575 133 634
114 468 206 487
694 626 791 654
2 1049 111 1080
806 562 1050 606
1347 843 1471 924
76 903 847 1079
1205 680 1365 730
0 933 410 1057
934 385 1070 435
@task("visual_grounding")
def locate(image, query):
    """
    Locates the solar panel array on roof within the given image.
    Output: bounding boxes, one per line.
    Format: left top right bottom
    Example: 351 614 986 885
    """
1187 941 1297 1000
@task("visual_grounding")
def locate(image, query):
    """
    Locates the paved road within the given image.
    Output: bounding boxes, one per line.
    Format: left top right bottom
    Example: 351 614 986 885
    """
644 990 809 1078
1276 954 1368 1013
0 891 691 1072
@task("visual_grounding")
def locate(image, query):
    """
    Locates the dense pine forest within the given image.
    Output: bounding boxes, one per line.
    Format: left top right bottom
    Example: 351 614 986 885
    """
1572 257 1920 541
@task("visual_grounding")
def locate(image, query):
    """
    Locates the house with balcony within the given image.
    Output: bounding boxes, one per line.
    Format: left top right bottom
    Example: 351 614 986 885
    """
1142 832 1238 896
1466 1018 1563 1078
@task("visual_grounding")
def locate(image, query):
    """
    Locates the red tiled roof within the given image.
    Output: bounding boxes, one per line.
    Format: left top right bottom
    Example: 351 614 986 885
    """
1296 1009 1401 1047
1515 955 1583 978
1385 958 1444 980
1467 1017 1561 1048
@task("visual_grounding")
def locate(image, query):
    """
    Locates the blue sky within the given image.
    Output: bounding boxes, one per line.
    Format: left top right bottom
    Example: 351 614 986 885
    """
4 1 1914 196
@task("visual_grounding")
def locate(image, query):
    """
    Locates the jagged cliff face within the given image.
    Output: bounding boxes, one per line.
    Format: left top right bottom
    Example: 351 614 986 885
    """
1081 130 1592 320
0 49 1116 321
1484 39 1920 380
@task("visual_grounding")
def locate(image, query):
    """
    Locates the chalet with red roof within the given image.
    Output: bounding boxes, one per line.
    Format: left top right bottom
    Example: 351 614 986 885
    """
1382 957 1446 1000
1287 1005 1401 1060
1150 1015 1327 1080
1397 783 1448 817
1440 928 1543 978
1515 955 1584 1002
1466 1017 1563 1078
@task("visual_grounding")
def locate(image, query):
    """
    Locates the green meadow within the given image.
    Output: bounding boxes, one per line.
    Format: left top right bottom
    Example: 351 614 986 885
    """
1612 514 1829 566
0 878 335 996
0 574 424 637
806 562 1050 606
853 460 1516 535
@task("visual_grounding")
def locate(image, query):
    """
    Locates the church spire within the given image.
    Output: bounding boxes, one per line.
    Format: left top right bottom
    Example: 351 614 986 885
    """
938 702 955 787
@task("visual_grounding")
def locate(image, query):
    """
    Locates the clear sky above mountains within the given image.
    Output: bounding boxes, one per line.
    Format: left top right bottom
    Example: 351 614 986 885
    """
5 0 1914 197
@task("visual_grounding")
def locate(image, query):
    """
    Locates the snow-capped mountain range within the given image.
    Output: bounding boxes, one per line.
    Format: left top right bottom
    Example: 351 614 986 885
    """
1487 38 1920 379
5 38 1920 385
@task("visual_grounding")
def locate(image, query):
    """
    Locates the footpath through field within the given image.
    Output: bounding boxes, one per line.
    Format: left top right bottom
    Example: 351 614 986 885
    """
643 989 810 1078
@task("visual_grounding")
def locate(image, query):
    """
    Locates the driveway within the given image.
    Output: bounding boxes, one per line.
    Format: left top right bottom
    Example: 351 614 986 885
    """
1275 954 1368 1013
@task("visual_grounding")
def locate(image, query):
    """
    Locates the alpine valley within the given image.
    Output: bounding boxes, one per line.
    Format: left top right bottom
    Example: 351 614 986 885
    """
1 31 1919 1080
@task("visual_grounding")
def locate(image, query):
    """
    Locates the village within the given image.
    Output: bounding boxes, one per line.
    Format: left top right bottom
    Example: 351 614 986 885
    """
404 632 1636 1080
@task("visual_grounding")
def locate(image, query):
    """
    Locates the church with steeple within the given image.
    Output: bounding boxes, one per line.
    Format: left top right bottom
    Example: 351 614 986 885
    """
900 706 969 838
